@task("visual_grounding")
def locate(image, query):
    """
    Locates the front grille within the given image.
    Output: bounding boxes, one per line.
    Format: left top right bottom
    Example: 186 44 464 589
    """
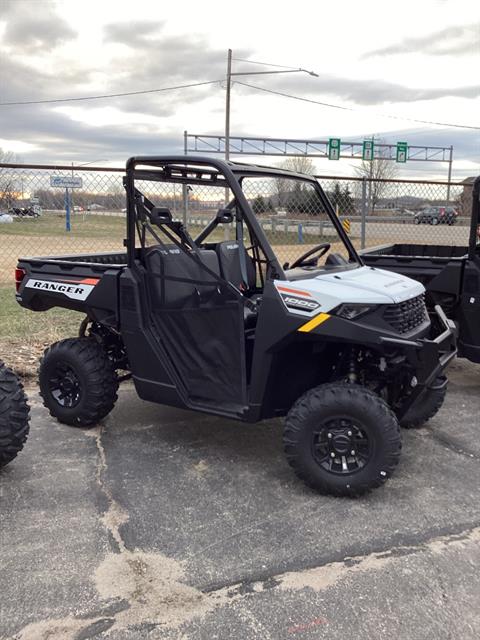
383 294 428 334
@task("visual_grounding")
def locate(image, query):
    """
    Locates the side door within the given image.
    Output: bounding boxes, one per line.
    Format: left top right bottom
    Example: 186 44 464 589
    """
144 244 248 413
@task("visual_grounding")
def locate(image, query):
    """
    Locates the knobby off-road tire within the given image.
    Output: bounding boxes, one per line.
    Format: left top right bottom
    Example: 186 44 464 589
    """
0 362 30 468
39 338 118 428
284 383 402 497
397 377 447 429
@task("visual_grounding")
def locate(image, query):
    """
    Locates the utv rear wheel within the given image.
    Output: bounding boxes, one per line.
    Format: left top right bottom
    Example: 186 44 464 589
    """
397 377 447 429
284 383 401 497
39 338 118 427
0 363 30 468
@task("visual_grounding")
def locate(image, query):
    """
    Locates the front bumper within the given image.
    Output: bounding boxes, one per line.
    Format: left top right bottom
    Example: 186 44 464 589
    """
379 305 457 419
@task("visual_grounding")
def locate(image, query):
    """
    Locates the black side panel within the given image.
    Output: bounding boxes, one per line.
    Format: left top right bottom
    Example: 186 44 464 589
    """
141 247 247 411
157 304 245 405
363 244 469 259
17 260 120 327
457 260 480 362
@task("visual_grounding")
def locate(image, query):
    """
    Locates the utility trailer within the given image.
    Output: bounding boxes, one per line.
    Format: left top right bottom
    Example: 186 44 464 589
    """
362 176 480 364
15 156 456 496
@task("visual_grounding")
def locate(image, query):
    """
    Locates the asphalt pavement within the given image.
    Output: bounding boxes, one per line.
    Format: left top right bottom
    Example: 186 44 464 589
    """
1 359 480 639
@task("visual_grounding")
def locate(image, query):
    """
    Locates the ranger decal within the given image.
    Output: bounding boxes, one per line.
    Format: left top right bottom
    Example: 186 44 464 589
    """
25 278 98 301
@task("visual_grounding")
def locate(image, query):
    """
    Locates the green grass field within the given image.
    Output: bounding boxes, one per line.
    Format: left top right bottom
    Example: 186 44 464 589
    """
0 212 126 238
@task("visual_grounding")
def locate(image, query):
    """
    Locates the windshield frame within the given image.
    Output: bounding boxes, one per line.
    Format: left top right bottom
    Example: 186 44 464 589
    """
235 169 363 272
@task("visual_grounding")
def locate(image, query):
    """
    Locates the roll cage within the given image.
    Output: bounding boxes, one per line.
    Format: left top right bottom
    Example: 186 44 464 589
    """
124 155 362 287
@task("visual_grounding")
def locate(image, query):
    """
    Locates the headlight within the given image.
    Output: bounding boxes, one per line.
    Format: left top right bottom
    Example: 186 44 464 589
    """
334 304 378 320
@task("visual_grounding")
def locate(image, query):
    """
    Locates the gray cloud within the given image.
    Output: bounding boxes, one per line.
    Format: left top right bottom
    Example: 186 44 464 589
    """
0 104 184 163
364 24 479 58
253 73 479 105
1 0 77 53
103 21 166 46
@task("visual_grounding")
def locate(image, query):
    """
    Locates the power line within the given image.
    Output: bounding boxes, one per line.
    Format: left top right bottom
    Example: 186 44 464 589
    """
236 81 480 131
0 79 222 106
232 57 301 70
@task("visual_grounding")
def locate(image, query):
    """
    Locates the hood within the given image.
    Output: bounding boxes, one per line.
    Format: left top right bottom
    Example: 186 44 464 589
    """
285 266 425 312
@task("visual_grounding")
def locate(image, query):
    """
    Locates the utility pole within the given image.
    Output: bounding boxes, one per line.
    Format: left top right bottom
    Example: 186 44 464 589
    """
223 49 317 162
182 130 188 225
367 135 375 214
446 145 453 203
225 49 233 161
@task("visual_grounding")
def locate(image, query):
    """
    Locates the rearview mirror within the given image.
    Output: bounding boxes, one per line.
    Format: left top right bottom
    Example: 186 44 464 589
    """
216 208 233 224
150 207 172 226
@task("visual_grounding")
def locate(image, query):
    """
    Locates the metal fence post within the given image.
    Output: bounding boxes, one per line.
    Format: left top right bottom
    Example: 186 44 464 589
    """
182 130 189 227
361 177 367 249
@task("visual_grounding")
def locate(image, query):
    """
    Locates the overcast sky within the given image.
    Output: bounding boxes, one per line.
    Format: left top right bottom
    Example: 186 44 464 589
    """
0 0 478 179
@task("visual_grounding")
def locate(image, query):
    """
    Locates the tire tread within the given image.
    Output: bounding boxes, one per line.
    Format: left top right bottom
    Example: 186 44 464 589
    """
0 362 30 467
284 383 401 497
39 338 118 427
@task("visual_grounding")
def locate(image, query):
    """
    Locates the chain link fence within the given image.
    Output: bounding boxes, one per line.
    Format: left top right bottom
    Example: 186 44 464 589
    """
0 161 474 373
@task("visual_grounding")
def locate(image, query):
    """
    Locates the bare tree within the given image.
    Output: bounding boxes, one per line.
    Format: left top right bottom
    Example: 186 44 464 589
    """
273 156 317 208
355 141 398 212
278 156 317 175
0 148 18 209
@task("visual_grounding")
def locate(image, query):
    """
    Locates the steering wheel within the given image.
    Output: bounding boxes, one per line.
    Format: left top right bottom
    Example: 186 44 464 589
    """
287 243 331 270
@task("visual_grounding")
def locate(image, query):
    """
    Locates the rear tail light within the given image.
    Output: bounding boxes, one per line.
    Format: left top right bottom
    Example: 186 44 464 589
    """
15 267 26 292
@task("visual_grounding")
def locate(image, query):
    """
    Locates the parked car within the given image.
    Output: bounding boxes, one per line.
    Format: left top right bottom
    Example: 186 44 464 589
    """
414 206 458 225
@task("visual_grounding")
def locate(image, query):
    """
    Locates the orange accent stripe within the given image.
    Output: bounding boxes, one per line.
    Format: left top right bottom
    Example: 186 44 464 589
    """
276 285 312 298
60 278 99 285
79 278 100 285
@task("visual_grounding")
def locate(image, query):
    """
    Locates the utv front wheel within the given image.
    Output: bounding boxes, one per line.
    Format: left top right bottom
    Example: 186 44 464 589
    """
397 377 447 429
39 338 118 427
0 363 30 468
284 383 401 497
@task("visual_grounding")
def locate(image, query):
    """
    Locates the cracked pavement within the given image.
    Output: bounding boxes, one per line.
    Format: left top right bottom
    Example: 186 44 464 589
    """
1 358 480 639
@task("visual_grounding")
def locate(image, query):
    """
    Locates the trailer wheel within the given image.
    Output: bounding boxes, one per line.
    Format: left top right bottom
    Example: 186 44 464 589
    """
0 362 30 468
397 377 447 429
283 383 401 497
39 338 118 427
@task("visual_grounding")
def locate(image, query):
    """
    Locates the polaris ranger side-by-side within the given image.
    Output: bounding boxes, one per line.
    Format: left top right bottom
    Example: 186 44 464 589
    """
15 157 456 496
362 176 480 364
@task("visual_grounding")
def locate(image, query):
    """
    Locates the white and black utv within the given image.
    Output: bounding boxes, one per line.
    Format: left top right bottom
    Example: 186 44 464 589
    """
16 157 456 496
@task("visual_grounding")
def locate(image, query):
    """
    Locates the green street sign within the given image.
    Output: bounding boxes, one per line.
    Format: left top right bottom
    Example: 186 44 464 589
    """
362 140 374 161
396 141 408 163
328 138 341 160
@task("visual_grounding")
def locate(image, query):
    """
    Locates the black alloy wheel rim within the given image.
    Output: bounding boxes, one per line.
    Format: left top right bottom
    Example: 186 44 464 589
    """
312 418 372 475
48 361 82 408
